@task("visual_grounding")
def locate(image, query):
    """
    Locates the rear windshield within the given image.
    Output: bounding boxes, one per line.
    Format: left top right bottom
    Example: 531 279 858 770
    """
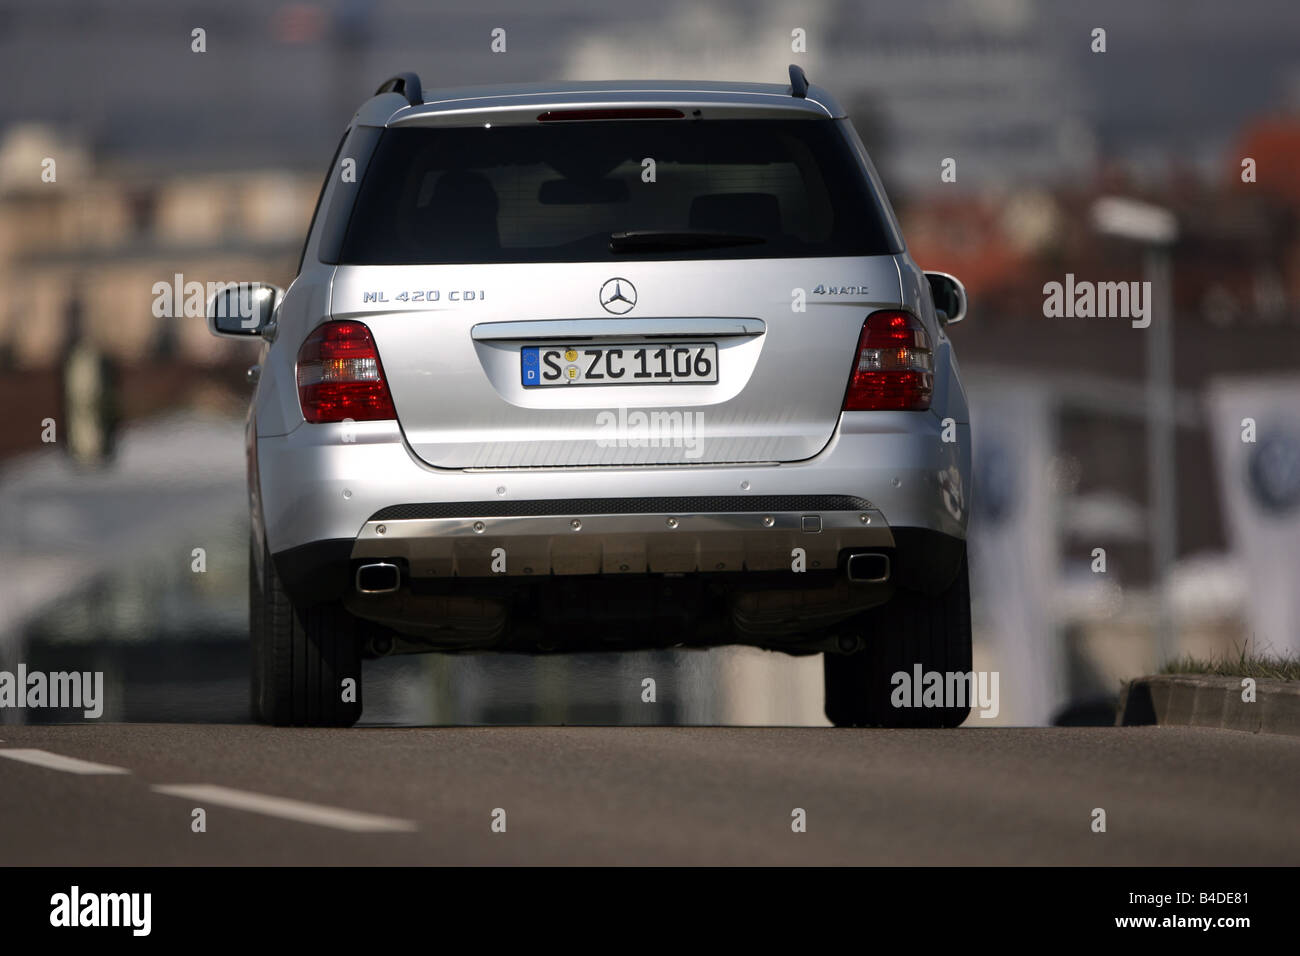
335 119 901 264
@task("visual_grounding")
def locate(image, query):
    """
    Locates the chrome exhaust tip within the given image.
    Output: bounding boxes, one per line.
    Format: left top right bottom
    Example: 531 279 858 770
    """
845 552 890 584
355 561 401 594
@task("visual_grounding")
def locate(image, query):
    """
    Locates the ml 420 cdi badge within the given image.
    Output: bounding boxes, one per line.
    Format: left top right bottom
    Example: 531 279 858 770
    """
209 66 973 728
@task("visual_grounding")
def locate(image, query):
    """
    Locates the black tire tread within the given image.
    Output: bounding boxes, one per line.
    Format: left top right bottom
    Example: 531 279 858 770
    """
823 553 972 728
250 535 362 727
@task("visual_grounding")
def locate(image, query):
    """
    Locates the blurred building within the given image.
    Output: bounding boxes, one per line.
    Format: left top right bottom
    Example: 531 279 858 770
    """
0 124 314 370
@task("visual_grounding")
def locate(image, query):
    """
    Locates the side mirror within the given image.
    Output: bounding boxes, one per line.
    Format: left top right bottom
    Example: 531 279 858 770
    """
207 282 283 338
925 271 967 326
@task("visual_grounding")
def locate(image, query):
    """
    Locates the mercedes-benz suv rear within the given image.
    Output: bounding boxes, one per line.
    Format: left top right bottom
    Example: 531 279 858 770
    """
209 67 973 728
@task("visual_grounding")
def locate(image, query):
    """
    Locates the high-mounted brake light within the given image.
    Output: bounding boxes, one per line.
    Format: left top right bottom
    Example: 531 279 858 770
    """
842 311 933 411
296 321 396 424
536 108 686 122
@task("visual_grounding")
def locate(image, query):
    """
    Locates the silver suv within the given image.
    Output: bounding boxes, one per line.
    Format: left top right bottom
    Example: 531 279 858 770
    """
209 67 973 728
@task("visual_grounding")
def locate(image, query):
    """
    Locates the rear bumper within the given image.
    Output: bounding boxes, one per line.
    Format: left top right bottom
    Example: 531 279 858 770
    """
259 409 970 607
352 496 892 578
274 524 962 606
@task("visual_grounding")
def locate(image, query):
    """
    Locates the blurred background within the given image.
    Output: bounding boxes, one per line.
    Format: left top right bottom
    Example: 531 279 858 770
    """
1 0 1298 726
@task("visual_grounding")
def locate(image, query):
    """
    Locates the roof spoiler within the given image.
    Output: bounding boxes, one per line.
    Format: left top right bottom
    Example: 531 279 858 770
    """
375 72 422 107
788 64 809 99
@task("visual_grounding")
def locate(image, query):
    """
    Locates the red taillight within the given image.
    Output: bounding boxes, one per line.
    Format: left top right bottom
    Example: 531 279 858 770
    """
296 321 396 424
842 311 933 411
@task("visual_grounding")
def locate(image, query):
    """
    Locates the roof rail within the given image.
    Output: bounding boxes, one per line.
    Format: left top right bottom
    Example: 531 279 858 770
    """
375 72 422 107
788 64 809 99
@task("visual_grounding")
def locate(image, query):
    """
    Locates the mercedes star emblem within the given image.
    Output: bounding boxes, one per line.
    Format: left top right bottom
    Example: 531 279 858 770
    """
599 277 637 315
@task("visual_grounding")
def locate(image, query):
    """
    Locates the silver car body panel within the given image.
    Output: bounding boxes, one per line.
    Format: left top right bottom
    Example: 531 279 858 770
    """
255 398 969 560
326 256 905 468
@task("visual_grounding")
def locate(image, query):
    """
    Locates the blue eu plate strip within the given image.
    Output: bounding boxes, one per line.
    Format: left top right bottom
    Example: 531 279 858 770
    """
520 346 540 386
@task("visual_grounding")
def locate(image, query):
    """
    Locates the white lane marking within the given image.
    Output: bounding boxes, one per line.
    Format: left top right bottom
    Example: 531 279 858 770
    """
151 784 417 833
0 748 130 775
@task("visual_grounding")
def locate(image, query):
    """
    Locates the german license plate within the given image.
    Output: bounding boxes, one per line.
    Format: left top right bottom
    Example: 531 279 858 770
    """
521 342 718 387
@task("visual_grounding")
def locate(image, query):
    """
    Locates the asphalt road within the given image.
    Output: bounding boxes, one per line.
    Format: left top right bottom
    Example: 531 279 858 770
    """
2 724 1298 865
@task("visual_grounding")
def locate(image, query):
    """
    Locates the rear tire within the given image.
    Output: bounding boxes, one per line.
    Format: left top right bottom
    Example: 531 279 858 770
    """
823 552 972 728
249 537 363 727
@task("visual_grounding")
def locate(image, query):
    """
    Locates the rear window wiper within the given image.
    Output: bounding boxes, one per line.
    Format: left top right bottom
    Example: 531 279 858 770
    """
609 230 767 252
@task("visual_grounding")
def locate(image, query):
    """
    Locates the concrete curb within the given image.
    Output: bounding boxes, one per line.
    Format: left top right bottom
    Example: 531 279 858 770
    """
1118 674 1300 737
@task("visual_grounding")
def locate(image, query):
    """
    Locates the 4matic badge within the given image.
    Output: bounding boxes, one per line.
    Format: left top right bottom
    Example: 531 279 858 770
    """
812 283 870 295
